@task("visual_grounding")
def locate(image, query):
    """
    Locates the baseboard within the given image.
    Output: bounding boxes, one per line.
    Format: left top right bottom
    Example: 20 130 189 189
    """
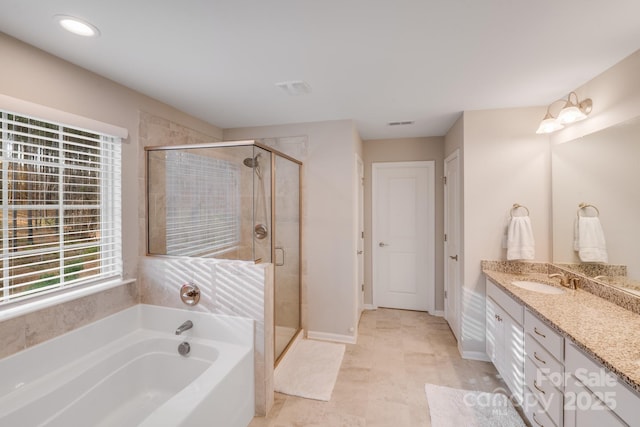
431 310 444 317
307 330 357 345
363 304 377 310
461 350 491 362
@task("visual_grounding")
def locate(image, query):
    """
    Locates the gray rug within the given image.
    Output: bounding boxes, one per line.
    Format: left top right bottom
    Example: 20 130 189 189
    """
425 384 525 427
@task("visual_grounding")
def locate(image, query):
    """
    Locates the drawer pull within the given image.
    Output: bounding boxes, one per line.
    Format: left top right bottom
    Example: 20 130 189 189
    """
533 327 546 338
533 352 546 364
532 413 544 427
533 379 545 394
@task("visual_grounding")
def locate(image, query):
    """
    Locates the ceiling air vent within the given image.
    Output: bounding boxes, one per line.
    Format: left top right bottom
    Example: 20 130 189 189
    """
275 80 312 96
387 121 415 126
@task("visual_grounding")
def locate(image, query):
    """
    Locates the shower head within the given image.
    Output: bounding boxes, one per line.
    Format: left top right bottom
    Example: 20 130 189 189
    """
243 153 261 168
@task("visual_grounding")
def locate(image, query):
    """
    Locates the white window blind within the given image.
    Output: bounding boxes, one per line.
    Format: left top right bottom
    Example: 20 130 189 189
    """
0 110 122 305
164 151 240 256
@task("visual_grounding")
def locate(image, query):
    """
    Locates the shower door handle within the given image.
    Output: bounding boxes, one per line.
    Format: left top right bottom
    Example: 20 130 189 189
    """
275 246 285 266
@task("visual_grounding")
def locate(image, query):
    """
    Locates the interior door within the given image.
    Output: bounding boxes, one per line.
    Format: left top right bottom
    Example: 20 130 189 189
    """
372 161 434 312
444 150 460 339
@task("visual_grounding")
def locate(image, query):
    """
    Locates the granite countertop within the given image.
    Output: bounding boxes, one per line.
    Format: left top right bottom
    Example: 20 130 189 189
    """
483 269 640 394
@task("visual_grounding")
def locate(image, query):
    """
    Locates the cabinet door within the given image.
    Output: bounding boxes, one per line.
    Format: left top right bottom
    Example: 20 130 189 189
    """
486 297 499 365
564 375 626 427
502 310 524 405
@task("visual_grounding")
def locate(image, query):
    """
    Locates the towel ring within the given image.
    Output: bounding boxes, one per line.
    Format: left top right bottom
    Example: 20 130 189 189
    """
510 203 529 217
577 203 600 217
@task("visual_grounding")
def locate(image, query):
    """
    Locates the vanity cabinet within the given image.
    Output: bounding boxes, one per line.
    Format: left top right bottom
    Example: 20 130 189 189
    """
523 309 565 427
564 342 638 427
486 279 524 404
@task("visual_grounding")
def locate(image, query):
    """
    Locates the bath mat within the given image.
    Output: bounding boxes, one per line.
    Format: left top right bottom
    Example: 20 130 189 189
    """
424 384 525 427
274 339 345 401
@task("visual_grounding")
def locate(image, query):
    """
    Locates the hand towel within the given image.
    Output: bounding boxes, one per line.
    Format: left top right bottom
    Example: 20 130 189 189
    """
507 216 535 260
575 216 608 263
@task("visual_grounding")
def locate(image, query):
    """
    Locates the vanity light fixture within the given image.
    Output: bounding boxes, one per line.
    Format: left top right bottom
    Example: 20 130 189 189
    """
536 92 593 134
55 15 100 37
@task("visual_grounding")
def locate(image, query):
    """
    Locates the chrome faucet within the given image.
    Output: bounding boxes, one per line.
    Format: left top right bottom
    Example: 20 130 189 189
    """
175 320 193 335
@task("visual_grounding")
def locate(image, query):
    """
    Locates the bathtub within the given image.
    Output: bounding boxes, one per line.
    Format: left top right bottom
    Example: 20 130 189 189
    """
0 304 254 427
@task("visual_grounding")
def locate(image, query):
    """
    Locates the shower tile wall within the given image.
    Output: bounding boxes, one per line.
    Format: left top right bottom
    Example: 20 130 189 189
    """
139 256 274 415
138 111 223 258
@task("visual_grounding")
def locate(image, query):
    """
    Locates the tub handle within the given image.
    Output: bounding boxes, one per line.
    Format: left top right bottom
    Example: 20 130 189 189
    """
180 283 201 306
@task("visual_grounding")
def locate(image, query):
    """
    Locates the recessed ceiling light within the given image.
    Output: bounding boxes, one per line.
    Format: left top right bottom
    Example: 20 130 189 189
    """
275 80 312 96
55 15 100 37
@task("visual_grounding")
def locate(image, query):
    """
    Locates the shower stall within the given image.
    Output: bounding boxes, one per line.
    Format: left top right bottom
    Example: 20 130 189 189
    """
145 141 301 363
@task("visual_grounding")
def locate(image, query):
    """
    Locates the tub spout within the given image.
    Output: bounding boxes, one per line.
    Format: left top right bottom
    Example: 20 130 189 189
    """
175 320 193 335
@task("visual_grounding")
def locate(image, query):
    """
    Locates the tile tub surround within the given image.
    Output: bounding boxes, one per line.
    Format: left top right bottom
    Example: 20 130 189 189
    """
0 280 138 360
139 256 274 416
483 266 640 394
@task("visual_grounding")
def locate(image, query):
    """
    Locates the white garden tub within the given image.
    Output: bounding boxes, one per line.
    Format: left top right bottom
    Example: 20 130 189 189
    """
0 304 254 427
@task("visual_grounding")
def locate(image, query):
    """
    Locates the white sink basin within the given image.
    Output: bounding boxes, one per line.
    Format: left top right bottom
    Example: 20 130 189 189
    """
511 280 565 294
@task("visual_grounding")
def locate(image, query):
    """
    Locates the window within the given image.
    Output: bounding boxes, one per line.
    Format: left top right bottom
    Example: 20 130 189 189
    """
163 151 240 257
0 110 122 305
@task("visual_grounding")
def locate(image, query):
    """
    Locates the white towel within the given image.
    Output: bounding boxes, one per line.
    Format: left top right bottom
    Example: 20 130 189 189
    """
574 216 608 263
507 216 535 260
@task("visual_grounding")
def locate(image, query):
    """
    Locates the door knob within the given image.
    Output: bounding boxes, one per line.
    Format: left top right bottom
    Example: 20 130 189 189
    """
449 255 458 261
379 242 390 247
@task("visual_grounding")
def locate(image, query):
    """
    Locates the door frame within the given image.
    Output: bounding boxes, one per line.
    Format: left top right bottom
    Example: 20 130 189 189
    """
371 161 435 313
444 149 461 340
355 154 365 318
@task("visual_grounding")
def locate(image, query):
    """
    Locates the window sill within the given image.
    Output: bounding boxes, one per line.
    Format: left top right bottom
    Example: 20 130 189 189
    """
0 278 136 323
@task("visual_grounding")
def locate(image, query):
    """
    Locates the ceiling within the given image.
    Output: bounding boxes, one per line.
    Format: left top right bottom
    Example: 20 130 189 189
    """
1 0 640 140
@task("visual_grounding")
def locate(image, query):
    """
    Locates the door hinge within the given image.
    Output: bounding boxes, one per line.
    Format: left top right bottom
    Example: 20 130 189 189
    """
361 284 364 291
361 231 364 239
443 176 447 185
444 290 448 298
444 233 447 242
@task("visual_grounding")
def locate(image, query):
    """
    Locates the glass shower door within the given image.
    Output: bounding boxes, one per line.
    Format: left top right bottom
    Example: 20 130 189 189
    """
273 155 300 362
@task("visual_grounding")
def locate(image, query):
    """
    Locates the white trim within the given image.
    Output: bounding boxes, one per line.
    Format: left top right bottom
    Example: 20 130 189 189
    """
363 304 377 310
307 330 357 345
0 94 128 139
431 310 445 317
0 278 135 322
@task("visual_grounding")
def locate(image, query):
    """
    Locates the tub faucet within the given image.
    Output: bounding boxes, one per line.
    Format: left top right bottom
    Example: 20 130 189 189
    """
175 320 193 335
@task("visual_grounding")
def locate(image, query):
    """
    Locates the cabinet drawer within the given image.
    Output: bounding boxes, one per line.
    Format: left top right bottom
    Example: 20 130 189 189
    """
525 309 563 361
525 356 563 427
487 279 523 325
524 388 557 427
525 333 564 382
564 374 626 427
566 342 639 426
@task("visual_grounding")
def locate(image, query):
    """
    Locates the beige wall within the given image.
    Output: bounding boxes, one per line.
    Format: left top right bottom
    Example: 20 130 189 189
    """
449 49 640 359
551 49 640 145
224 120 363 342
0 33 223 281
458 107 550 357
362 137 445 311
0 34 222 352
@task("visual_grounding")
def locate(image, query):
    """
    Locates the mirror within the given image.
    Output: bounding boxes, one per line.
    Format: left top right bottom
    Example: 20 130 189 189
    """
552 116 640 296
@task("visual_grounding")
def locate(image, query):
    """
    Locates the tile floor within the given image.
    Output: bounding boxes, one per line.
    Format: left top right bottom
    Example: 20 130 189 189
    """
249 308 510 427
